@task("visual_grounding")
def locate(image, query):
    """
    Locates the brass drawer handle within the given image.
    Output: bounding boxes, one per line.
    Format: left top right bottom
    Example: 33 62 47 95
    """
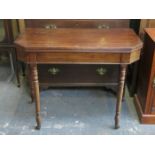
97 24 110 29
96 67 107 76
48 67 60 75
44 25 51 29
44 24 57 29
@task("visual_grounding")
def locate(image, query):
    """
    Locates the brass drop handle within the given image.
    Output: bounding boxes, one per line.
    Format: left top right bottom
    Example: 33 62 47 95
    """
97 24 110 29
44 25 51 29
44 24 57 29
48 67 60 75
96 67 107 76
50 24 57 29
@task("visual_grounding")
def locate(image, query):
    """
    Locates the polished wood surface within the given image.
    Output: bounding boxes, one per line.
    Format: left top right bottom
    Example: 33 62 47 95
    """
15 28 142 65
19 19 139 88
15 28 142 129
16 28 142 52
135 28 155 124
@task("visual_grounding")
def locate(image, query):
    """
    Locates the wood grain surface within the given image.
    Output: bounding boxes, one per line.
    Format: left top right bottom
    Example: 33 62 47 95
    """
15 28 142 52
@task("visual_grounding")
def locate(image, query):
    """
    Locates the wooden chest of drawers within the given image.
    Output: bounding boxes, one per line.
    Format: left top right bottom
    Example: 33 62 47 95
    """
134 28 155 123
24 19 130 87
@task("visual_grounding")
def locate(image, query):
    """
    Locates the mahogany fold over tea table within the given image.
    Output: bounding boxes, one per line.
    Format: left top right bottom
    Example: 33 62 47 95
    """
15 28 143 129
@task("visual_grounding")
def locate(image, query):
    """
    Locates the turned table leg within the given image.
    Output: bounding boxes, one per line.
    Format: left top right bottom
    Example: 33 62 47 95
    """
30 64 41 129
28 64 35 103
115 64 127 129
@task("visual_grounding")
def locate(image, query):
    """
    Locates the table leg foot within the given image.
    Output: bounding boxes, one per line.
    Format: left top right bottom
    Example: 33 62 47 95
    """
36 112 41 125
114 125 120 129
29 100 34 104
35 124 41 130
29 96 34 104
35 113 41 130
35 122 41 130
17 84 20 87
114 116 120 129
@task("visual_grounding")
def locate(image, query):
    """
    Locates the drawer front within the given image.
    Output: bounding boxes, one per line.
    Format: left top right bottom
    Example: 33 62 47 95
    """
38 64 119 86
25 19 130 29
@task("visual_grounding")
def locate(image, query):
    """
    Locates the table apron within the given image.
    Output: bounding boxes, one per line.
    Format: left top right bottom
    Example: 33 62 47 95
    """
17 50 140 64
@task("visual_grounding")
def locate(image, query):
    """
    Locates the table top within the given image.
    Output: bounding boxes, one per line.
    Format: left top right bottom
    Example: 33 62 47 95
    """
15 28 142 53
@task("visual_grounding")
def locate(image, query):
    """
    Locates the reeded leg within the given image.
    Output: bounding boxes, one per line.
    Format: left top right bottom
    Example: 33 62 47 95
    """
30 64 41 130
115 64 127 129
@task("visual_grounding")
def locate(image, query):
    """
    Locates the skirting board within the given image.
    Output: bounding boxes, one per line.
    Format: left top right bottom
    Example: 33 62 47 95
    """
134 94 155 124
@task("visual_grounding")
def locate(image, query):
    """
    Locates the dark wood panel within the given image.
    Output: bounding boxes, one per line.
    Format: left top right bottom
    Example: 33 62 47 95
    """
25 19 130 29
38 64 119 86
123 19 141 96
136 33 155 112
134 28 155 124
